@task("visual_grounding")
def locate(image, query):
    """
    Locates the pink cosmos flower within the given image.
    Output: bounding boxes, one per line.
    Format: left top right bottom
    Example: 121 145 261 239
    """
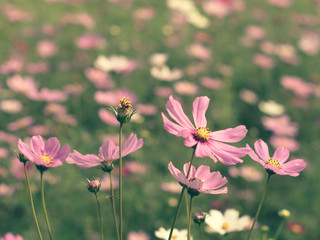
18 135 70 168
168 162 228 195
162 96 250 165
127 231 150 240
248 139 306 176
0 232 23 240
66 133 143 169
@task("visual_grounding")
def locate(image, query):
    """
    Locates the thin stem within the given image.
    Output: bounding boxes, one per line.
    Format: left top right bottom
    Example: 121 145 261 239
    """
24 163 43 240
184 191 189 225
109 172 120 240
273 220 286 240
199 224 203 240
40 171 53 240
246 173 272 240
168 148 196 240
94 193 103 240
119 123 123 240
187 196 194 240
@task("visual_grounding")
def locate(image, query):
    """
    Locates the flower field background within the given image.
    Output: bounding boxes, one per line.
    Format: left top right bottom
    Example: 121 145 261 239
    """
0 0 319 239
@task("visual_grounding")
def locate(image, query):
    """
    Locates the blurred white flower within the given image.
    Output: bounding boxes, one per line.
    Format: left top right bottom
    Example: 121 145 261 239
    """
0 99 23 114
258 100 285 116
94 55 136 73
150 65 183 81
155 227 191 240
149 53 168 66
205 209 251 235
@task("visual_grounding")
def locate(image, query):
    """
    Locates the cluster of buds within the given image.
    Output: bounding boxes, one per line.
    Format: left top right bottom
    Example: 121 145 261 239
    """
110 97 136 124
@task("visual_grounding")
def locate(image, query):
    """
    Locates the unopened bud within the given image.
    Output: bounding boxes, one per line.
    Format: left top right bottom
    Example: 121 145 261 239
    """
87 179 101 193
101 161 115 173
110 97 136 124
18 153 28 164
193 212 207 224
278 209 290 219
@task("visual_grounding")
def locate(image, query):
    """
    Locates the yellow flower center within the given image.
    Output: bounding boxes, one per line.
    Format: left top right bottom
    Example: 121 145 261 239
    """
171 234 178 240
222 222 230 230
194 127 211 142
41 155 53 164
118 97 132 110
188 177 203 183
291 224 303 234
266 158 281 168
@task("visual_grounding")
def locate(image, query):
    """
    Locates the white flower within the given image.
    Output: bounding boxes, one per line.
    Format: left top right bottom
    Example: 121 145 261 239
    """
205 209 251 235
155 227 191 240
149 53 168 66
94 55 131 73
258 100 285 116
150 65 183 81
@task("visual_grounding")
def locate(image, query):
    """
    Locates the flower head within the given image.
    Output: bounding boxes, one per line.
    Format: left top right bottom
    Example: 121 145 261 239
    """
18 135 70 170
87 178 101 193
67 133 143 171
248 139 307 176
162 95 250 165
0 232 23 240
193 212 207 224
205 209 251 235
110 97 136 124
154 227 190 240
168 162 227 196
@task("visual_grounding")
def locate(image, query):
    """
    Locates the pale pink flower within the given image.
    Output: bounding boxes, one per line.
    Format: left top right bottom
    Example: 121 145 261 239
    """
7 116 33 131
26 62 50 74
253 54 274 69
60 13 95 29
281 75 314 98
36 40 58 58
186 43 211 60
168 162 228 195
0 99 23 114
267 0 291 8
275 44 300 65
6 75 38 99
248 139 306 176
0 184 15 196
75 34 106 50
0 131 18 144
1 4 32 22
133 7 155 21
298 31 320 56
203 0 233 18
10 157 33 180
239 166 263 181
162 96 250 165
98 108 119 126
136 104 158 115
94 89 137 106
67 133 143 169
200 77 223 89
245 25 266 40
174 81 198 96
0 148 9 159
0 233 23 240
100 174 119 191
36 88 68 102
18 135 70 168
63 83 86 96
123 161 148 175
85 68 114 89
269 136 300 152
153 87 173 98
0 56 24 74
261 115 298 137
127 231 150 240
160 182 182 194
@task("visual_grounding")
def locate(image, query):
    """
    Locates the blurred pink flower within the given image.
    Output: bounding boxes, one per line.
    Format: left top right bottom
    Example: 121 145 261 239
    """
162 95 250 165
136 104 158 116
281 76 314 98
10 157 33 180
245 25 266 40
0 148 9 159
7 116 33 132
36 40 58 58
60 13 95 29
203 0 233 18
0 184 15 196
1 4 32 22
0 233 23 240
18 135 70 168
267 0 292 8
94 89 137 106
36 88 68 102
133 7 155 21
28 125 52 136
0 131 18 144
186 43 211 60
286 221 305 235
153 87 173 98
6 75 38 99
98 108 119 126
26 62 49 74
123 161 148 175
248 139 306 176
261 115 298 137
75 34 106 50
85 68 114 89
239 166 263 181
253 54 274 69
200 77 223 89
0 99 23 114
0 56 24 74
168 162 228 195
63 83 86 96
174 81 199 96
100 174 119 191
67 133 143 169
275 44 300 65
298 31 320 56
127 231 150 240
269 136 300 152
160 182 182 194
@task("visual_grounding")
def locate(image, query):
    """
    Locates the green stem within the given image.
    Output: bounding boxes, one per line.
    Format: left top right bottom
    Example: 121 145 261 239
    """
94 193 103 240
109 172 120 240
184 191 189 225
168 148 196 240
246 173 272 240
187 196 194 240
24 163 43 240
199 224 203 240
119 123 123 240
273 220 286 240
40 171 53 240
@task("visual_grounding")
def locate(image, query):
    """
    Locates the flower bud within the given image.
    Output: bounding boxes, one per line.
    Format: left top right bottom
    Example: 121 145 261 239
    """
87 179 101 193
278 209 291 219
110 97 136 124
101 161 115 173
193 212 207 224
18 153 28 164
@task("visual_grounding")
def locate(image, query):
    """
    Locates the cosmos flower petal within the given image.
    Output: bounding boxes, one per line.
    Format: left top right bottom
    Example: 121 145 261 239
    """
44 137 60 157
183 162 196 177
99 140 118 161
254 139 270 161
122 133 143 157
30 135 44 155
184 133 198 147
248 144 265 165
192 96 209 128
18 139 37 162
195 142 212 158
166 95 195 131
66 150 102 169
162 112 186 136
203 187 228 194
281 159 307 175
272 147 289 163
53 144 70 161
211 125 248 143
195 165 210 179
168 162 187 183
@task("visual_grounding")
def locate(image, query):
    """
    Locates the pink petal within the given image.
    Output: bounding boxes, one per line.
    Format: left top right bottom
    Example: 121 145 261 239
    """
204 172 228 189
254 139 270 161
30 135 44 155
211 125 248 143
195 142 211 158
192 96 209 128
44 137 60 157
187 178 203 190
99 140 118 161
66 150 102 169
168 162 186 183
18 139 37 163
166 95 195 131
202 187 228 195
121 133 143 157
184 133 197 147
248 144 265 166
280 159 307 176
48 159 64 168
162 112 186 137
272 147 289 163
195 165 211 180
53 144 70 161
183 162 196 178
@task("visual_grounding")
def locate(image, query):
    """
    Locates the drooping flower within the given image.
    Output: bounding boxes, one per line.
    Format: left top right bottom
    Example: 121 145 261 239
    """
168 162 227 196
154 227 190 240
162 95 250 165
18 135 70 169
205 209 251 235
67 133 143 171
248 139 307 176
